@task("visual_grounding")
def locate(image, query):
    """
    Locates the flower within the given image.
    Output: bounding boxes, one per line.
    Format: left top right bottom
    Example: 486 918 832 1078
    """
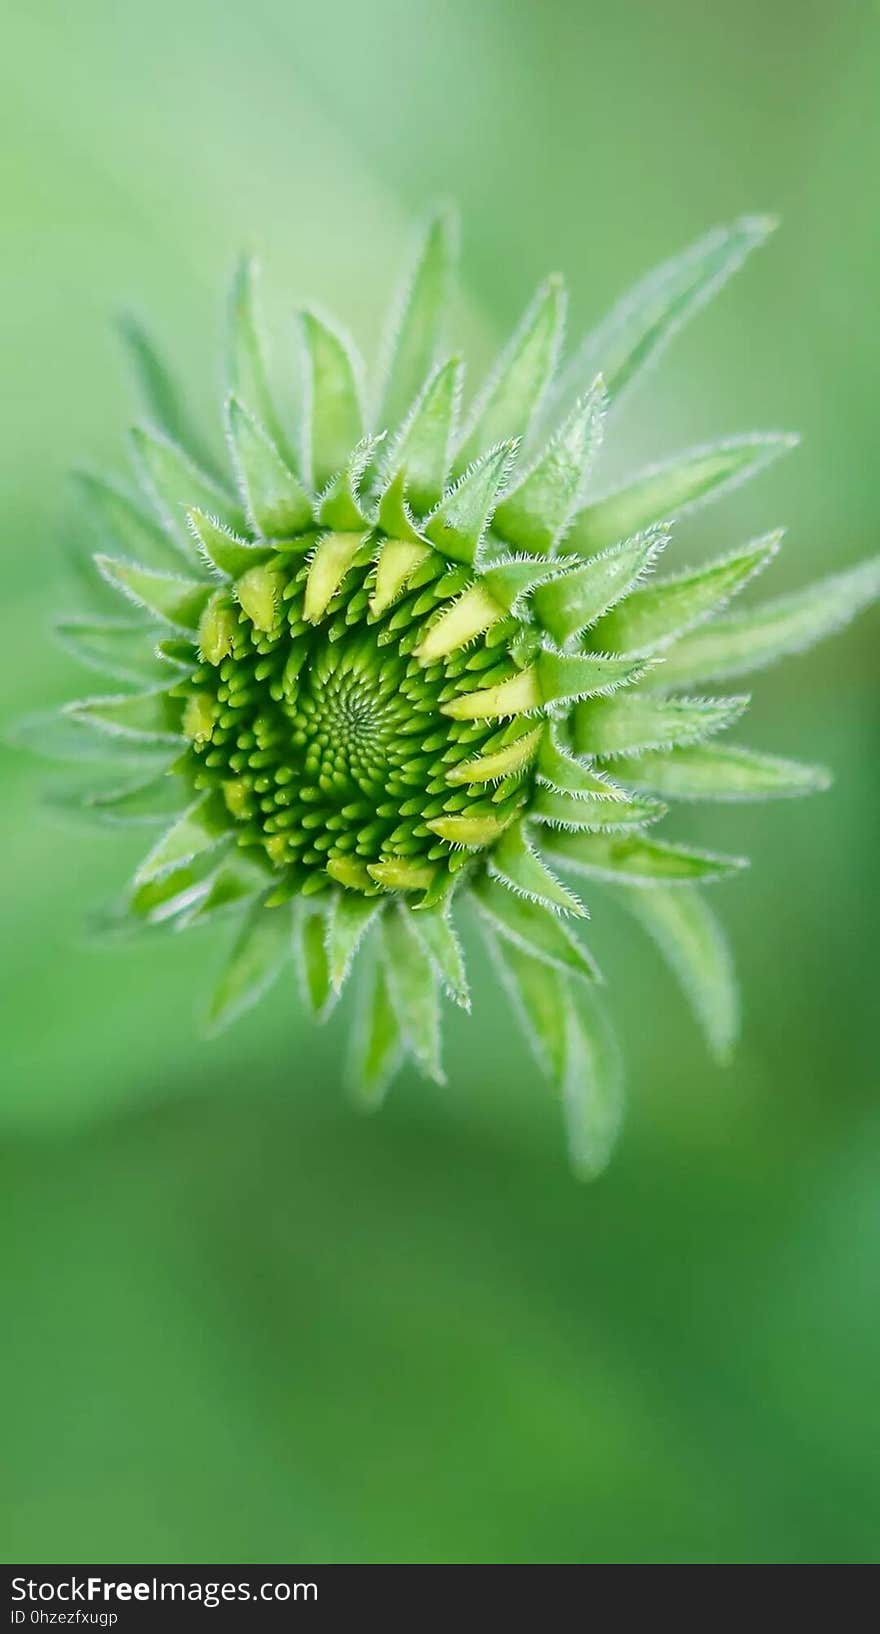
41 209 880 1174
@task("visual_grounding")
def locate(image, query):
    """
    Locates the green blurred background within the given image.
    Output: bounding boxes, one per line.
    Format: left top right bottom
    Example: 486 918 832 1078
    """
2 0 878 1565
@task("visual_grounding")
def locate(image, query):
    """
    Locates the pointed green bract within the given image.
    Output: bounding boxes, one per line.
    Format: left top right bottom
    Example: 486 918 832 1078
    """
480 554 563 615
619 885 738 1062
350 958 402 1108
227 256 294 469
574 692 748 757
537 648 649 707
532 785 665 831
492 382 607 555
179 861 264 929
300 310 364 492
567 435 796 555
11 708 170 765
65 534 124 621
561 985 624 1180
296 902 334 1019
318 436 380 531
408 902 470 1007
205 897 291 1035
132 427 242 550
659 557 880 686
489 821 586 916
545 215 776 429
55 618 163 687
375 469 424 545
487 932 567 1082
136 792 229 883
592 534 780 655
122 861 216 928
227 395 313 538
118 314 219 478
455 276 565 473
611 742 831 801
327 890 382 993
532 528 668 643
544 828 747 885
472 872 600 981
66 688 183 744
424 442 516 564
64 768 180 826
378 206 457 435
188 508 272 579
537 726 624 798
483 910 624 1182
95 557 213 631
382 357 462 515
381 904 443 1081
156 637 198 673
73 472 182 572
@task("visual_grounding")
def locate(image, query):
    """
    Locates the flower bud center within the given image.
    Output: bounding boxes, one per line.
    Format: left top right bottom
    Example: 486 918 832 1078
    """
294 657 404 796
184 544 531 891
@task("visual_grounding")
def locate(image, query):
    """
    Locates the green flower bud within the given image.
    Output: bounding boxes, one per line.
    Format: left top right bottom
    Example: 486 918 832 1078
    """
33 209 880 1175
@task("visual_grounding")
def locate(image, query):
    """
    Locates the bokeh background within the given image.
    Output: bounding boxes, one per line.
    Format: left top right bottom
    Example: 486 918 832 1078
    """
2 0 878 1565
